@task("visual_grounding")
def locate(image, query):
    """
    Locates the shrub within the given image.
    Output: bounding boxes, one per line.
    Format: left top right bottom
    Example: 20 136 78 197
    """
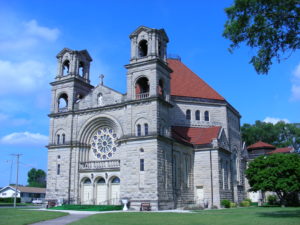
240 201 250 207
51 204 122 211
183 205 204 210
230 202 237 208
0 198 21 203
221 199 231 208
244 198 252 204
267 195 277 205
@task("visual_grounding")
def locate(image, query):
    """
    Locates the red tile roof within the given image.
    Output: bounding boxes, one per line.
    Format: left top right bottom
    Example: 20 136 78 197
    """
247 141 276 150
172 126 221 145
268 147 294 154
167 59 225 100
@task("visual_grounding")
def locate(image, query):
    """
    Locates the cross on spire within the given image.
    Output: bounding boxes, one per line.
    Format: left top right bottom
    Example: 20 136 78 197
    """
99 74 104 85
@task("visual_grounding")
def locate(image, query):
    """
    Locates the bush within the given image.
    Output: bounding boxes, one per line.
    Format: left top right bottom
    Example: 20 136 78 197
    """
0 198 21 203
267 195 277 205
240 201 250 207
244 198 252 204
221 199 231 208
230 202 237 208
183 205 204 210
51 204 123 211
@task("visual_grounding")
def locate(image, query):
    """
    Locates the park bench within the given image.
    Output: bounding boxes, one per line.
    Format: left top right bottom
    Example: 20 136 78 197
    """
140 202 151 211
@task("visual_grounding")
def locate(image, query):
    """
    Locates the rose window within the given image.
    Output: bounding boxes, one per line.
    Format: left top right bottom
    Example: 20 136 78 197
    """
91 127 118 160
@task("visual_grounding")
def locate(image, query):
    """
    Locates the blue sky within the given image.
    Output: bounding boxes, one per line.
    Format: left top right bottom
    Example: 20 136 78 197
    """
0 0 299 187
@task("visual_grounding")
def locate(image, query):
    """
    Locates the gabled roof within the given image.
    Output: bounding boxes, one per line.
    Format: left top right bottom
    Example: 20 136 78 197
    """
56 48 92 61
167 59 225 100
247 141 276 150
6 186 46 194
268 147 294 154
129 25 169 42
172 126 221 145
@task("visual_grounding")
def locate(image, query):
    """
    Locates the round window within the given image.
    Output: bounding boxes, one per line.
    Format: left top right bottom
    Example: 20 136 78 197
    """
91 127 118 160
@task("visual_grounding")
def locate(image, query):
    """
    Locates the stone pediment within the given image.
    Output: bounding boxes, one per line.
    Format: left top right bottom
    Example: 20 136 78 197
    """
217 128 230 151
56 48 92 61
76 84 124 110
129 25 169 42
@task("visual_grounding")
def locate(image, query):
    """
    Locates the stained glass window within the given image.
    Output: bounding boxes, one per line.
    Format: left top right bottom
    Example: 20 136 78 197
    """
90 127 118 160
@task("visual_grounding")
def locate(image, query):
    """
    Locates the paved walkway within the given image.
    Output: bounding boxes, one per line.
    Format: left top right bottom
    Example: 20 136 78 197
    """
30 209 102 225
30 213 90 225
29 208 193 225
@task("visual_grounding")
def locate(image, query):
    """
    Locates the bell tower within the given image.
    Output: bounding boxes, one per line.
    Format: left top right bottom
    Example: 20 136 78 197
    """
50 48 93 113
126 26 171 101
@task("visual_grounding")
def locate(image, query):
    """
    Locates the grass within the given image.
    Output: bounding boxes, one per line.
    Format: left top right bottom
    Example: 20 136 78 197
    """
51 204 123 211
70 207 300 225
0 208 68 225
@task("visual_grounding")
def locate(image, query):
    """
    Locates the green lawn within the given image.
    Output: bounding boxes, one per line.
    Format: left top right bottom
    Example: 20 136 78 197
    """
0 208 68 225
70 207 300 225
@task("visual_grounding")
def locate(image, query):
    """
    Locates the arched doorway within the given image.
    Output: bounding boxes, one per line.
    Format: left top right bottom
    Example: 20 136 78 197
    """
109 177 120 205
96 177 107 205
82 178 93 205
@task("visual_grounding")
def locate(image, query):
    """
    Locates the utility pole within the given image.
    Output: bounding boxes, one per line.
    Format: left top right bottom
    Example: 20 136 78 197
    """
11 154 22 208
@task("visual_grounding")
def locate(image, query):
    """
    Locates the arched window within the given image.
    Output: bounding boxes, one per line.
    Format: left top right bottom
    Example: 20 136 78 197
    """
79 61 84 77
195 110 200 120
186 109 191 120
83 178 92 184
138 40 148 57
204 111 209 121
58 93 68 112
135 77 149 99
97 178 105 184
57 134 60 144
57 164 60 175
62 134 65 144
111 177 120 183
144 123 148 135
137 124 141 136
62 60 70 76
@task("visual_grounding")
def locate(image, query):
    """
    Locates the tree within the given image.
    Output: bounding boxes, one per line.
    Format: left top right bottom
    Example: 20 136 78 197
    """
242 121 300 150
246 153 300 206
27 168 46 188
223 0 300 74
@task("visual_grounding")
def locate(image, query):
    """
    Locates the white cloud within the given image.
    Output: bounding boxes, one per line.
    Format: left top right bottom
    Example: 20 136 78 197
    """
0 59 49 95
263 117 290 124
0 132 48 146
24 20 60 42
0 18 60 51
291 62 300 101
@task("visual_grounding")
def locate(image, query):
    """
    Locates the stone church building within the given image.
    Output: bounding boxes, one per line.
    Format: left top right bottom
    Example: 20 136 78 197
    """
46 26 246 210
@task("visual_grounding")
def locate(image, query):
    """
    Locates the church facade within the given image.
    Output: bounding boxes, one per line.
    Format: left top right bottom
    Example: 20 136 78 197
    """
46 26 246 210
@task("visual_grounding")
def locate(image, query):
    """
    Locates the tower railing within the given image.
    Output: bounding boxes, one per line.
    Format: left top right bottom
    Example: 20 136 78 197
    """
135 92 149 100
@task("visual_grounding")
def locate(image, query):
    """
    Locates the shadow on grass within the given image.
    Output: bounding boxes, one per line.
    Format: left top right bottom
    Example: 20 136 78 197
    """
258 210 300 218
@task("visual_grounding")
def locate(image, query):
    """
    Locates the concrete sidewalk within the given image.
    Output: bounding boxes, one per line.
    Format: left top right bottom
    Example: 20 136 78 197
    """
30 213 90 225
29 208 194 225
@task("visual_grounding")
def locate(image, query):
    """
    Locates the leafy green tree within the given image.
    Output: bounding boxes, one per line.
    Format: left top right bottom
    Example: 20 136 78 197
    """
246 153 300 206
27 168 46 188
223 0 300 74
242 121 300 150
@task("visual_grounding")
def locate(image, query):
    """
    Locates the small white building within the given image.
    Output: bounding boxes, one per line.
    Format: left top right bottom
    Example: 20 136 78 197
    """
0 186 46 203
